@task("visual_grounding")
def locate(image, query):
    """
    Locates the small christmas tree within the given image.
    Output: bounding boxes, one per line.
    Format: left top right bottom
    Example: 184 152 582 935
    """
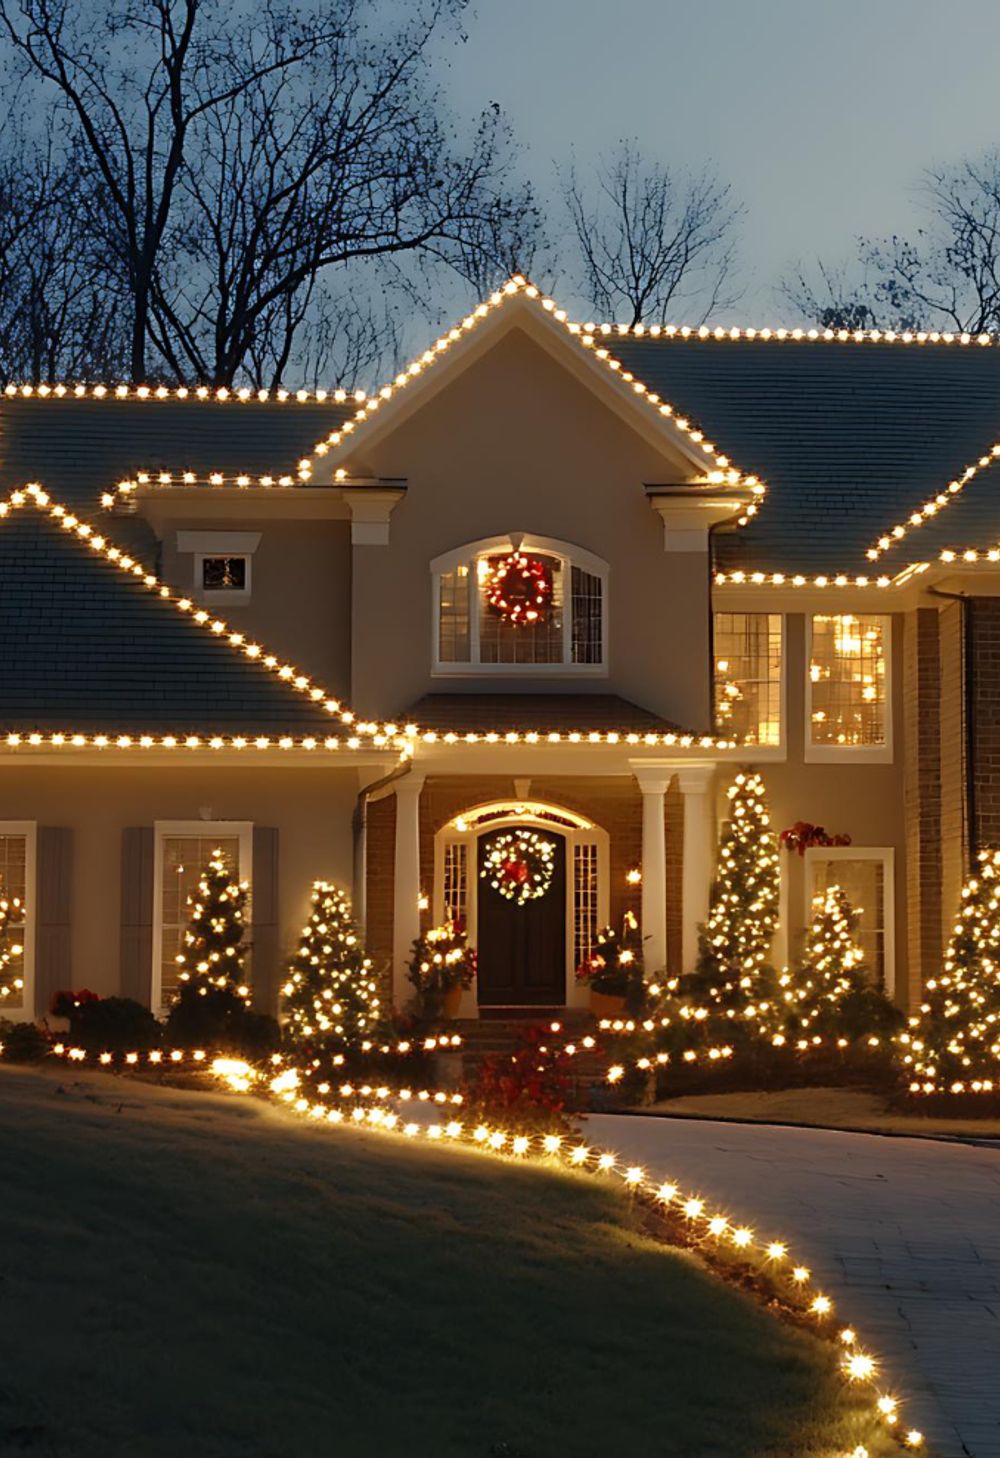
0 892 24 1005
781 885 900 1042
684 770 780 1020
900 848 1000 1090
165 849 250 1047
281 881 381 1055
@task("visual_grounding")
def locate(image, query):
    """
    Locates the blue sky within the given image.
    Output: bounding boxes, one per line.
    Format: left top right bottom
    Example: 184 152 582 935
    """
439 0 1000 320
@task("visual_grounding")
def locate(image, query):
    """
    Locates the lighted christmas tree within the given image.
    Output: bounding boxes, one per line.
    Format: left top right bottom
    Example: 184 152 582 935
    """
281 881 381 1056
0 892 24 1004
684 770 780 1022
900 848 1000 1091
780 885 900 1042
165 850 250 1047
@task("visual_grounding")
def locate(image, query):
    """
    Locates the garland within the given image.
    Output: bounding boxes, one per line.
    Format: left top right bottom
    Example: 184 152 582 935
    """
485 551 552 626
481 830 556 905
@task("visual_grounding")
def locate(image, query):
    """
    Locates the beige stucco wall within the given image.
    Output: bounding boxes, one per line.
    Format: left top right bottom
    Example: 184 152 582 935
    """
347 326 714 729
160 519 352 696
1 763 359 1013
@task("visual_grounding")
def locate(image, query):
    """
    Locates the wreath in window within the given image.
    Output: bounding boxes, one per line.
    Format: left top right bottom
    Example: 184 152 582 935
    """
484 551 552 627
480 829 556 905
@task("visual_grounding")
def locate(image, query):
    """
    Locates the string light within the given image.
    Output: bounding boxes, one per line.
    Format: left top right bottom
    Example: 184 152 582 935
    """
715 569 896 589
590 319 993 348
867 443 1000 561
3 381 366 405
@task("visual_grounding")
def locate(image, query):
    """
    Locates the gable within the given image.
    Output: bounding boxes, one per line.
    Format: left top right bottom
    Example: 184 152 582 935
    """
0 490 375 742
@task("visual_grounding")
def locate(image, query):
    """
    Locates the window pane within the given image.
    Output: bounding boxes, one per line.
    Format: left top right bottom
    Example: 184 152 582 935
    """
810 615 886 746
0 835 27 1010
438 568 470 663
478 554 565 664
160 835 240 1006
571 565 603 664
443 842 468 929
573 842 599 968
202 556 247 590
714 613 782 745
810 857 886 987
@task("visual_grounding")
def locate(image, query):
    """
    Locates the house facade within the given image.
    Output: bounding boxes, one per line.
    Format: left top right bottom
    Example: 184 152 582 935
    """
0 278 995 1025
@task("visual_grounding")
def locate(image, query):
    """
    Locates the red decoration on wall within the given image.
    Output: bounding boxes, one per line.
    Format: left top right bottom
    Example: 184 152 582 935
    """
778 821 852 857
485 552 552 626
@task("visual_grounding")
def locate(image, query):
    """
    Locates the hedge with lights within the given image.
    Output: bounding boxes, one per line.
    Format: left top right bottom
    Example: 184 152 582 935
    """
281 881 382 1060
899 848 1000 1094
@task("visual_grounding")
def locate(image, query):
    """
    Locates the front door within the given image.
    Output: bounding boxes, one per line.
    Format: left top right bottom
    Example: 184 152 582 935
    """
476 831 566 1006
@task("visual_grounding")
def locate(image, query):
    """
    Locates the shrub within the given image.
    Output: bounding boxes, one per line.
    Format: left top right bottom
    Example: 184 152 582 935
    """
68 996 162 1054
408 921 476 1019
576 912 649 1015
0 1018 49 1062
461 1025 575 1133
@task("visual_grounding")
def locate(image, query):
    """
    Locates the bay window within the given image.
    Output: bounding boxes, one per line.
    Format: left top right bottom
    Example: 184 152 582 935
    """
713 613 782 745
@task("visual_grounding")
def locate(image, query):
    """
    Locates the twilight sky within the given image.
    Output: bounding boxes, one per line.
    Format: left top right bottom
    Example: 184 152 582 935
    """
440 0 1000 321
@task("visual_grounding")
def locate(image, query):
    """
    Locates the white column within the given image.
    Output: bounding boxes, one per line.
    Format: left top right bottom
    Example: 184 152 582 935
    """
392 771 426 1010
631 764 671 976
678 764 717 972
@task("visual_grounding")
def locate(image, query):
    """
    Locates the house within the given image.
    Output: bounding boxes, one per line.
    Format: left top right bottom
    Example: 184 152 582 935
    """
0 277 994 1025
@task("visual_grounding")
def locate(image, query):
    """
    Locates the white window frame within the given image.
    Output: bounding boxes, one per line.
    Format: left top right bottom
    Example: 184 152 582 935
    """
430 533 610 677
177 531 261 606
0 821 36 1022
434 801 609 1013
805 613 893 763
803 845 895 998
712 611 786 757
152 820 253 1013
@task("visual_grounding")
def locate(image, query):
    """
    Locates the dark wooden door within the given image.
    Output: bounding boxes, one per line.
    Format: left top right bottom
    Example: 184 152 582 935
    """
476 832 566 1006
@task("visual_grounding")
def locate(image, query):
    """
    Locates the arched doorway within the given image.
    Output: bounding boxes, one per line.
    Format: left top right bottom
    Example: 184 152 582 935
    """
434 800 609 1014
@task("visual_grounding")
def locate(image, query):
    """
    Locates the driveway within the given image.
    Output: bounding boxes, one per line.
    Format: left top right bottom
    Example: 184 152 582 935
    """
585 1114 1000 1458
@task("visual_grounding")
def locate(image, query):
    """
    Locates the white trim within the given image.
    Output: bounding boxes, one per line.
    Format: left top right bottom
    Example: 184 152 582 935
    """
712 610 786 757
0 821 36 1022
151 820 253 1013
434 801 610 1014
802 845 896 997
431 533 610 678
804 613 893 763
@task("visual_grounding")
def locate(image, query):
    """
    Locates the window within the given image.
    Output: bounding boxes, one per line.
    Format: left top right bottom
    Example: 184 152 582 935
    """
442 841 468 928
0 824 34 1017
573 842 599 968
808 614 889 754
433 537 607 673
202 556 248 593
804 847 895 995
153 822 252 1011
713 613 782 745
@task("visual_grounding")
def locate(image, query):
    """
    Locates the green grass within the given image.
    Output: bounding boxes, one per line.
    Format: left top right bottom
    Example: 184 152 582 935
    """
0 1065 890 1458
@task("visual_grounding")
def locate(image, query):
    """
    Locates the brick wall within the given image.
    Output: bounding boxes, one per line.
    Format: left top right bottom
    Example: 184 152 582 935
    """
968 598 1000 851
939 600 966 947
902 608 941 1003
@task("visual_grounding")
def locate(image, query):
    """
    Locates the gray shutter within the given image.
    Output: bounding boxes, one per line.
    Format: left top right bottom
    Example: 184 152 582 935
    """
251 826 279 1012
36 827 73 1013
120 827 155 1006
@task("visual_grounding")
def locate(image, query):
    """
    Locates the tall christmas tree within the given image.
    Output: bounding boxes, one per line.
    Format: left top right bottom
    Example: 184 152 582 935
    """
684 770 780 1020
165 850 250 1046
900 848 1000 1090
780 885 900 1042
281 881 381 1056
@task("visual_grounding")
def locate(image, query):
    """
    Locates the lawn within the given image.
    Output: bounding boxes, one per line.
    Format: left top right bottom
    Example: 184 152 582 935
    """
0 1065 890 1458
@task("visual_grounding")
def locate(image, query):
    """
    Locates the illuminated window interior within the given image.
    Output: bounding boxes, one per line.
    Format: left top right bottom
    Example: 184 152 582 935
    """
437 551 604 668
809 855 887 989
158 833 241 1008
809 614 887 747
713 613 782 745
0 834 27 1010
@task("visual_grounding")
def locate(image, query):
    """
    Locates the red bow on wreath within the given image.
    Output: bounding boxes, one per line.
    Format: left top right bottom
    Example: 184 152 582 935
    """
486 551 552 626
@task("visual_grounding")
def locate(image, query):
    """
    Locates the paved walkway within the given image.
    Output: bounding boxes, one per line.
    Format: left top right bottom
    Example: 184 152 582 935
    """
584 1115 1000 1458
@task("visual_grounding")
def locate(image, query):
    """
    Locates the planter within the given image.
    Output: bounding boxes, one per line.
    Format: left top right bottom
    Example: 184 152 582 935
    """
589 989 626 1020
441 985 463 1020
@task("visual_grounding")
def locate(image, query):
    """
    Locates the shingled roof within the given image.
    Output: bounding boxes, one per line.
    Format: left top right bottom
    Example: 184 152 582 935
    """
606 336 1000 573
405 693 685 736
0 493 356 738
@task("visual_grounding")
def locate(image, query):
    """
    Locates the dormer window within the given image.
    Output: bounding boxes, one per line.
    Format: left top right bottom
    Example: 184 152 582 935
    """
176 530 260 606
432 536 608 675
202 556 248 593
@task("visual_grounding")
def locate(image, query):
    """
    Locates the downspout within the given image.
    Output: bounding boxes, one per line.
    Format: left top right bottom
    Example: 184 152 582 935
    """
927 586 977 858
353 760 412 938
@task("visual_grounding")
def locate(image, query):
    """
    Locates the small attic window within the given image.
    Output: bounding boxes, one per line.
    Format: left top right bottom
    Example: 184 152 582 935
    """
202 556 248 592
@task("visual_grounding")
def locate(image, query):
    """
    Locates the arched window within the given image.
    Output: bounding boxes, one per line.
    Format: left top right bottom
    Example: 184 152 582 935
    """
431 534 608 675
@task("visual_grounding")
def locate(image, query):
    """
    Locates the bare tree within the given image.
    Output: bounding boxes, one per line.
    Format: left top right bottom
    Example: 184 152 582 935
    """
560 140 743 326
0 0 540 384
783 151 1000 333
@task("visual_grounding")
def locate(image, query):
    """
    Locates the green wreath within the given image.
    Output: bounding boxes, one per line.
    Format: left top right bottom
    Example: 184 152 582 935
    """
480 829 556 905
